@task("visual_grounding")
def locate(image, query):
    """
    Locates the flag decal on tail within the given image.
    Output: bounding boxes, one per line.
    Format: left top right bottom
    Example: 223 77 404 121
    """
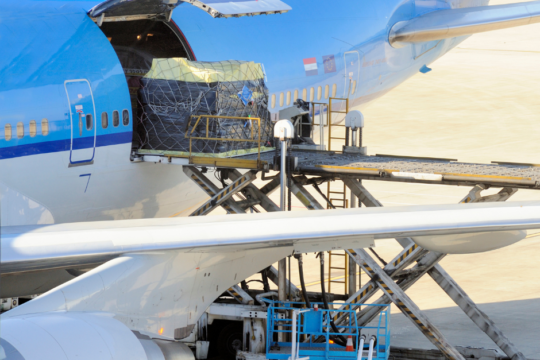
303 57 318 76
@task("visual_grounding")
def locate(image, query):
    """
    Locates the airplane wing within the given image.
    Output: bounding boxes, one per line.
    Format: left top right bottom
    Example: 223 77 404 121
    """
2 201 539 355
389 0 540 47
88 0 291 21
3 201 540 276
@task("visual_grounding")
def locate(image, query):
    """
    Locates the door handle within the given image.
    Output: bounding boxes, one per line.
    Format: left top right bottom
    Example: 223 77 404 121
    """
78 113 83 136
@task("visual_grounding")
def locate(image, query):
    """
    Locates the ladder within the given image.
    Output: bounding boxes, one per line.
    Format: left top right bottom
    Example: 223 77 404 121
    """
328 250 349 294
327 97 349 152
326 97 351 295
326 97 350 210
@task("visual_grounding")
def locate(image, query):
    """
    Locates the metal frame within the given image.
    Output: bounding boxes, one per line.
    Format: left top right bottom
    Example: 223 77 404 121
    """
178 119 529 359
188 170 256 216
185 115 267 170
339 178 526 360
182 166 246 214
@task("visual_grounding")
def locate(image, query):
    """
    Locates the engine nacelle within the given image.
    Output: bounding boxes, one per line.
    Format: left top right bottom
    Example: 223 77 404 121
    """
413 230 526 254
0 312 195 360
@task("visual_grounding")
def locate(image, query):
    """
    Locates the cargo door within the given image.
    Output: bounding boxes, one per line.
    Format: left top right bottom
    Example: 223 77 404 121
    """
343 51 361 98
65 80 96 166
88 0 291 20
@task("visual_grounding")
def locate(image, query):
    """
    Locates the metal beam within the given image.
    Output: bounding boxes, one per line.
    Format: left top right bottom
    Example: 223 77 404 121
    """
266 266 300 298
332 242 427 325
260 177 281 197
229 170 281 212
341 176 382 207
227 284 254 305
353 250 447 327
183 166 246 214
290 176 325 210
342 178 525 360
189 171 256 216
348 248 465 360
428 265 525 360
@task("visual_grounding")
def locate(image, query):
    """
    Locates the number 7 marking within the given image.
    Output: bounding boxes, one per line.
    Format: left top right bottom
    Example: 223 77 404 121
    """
79 173 91 193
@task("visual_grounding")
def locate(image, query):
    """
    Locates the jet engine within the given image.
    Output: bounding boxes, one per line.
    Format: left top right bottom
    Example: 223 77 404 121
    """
0 312 195 360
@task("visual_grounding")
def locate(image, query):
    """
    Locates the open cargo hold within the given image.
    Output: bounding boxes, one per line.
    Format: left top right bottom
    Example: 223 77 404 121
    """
136 58 274 157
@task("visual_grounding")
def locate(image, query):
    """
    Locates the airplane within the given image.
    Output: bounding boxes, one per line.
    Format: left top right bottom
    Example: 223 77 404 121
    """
2 0 540 358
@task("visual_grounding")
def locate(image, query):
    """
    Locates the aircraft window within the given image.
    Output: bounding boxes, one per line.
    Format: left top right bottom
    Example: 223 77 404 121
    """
41 119 49 136
302 89 307 101
279 93 284 107
325 85 329 99
29 120 37 137
86 114 93 130
113 110 120 127
286 91 291 106
294 90 299 102
4 124 12 141
317 86 322 100
17 122 24 139
271 94 276 109
352 80 357 94
122 109 129 126
309 87 314 102
123 109 130 126
332 84 337 98
102 112 109 129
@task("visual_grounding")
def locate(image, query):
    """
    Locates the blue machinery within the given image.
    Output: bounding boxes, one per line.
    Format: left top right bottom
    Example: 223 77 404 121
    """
266 301 390 360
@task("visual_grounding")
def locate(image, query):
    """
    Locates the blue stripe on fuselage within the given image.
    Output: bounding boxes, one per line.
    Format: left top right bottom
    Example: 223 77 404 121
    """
73 136 95 150
0 132 132 160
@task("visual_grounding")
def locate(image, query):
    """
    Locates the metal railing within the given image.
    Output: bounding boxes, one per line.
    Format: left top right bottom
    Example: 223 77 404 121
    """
265 301 391 360
311 102 328 151
184 115 267 169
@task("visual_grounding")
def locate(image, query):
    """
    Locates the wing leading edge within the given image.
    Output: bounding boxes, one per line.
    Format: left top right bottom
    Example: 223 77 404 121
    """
389 0 540 47
3 201 540 275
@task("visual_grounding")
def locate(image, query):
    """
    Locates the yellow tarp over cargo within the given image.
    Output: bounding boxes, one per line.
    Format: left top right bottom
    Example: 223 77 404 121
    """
145 58 265 83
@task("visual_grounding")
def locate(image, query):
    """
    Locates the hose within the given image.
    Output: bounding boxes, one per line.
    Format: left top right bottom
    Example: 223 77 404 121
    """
294 253 311 309
261 267 271 293
255 291 278 308
367 335 376 360
318 252 347 347
357 335 366 360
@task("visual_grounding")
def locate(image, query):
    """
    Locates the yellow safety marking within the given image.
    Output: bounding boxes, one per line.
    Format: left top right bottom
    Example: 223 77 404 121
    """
315 165 398 173
435 172 531 181
228 288 243 301
333 284 375 322
191 175 251 216
393 244 418 267
394 301 444 347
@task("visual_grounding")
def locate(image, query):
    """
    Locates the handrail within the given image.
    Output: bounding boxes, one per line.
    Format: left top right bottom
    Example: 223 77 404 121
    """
266 301 391 360
184 114 264 167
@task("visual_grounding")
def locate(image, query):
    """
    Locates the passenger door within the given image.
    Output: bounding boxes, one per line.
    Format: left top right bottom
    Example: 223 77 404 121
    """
343 51 361 98
65 80 96 165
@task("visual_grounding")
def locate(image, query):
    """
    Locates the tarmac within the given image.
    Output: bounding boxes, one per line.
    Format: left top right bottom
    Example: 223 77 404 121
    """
242 1 540 356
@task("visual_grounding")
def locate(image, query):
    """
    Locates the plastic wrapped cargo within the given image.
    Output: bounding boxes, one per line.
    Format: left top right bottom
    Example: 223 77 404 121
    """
136 58 273 157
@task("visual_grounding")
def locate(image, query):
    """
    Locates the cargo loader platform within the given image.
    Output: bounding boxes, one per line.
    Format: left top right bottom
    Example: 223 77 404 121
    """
135 148 540 190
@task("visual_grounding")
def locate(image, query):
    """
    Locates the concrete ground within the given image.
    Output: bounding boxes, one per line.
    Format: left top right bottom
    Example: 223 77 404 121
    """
238 1 540 357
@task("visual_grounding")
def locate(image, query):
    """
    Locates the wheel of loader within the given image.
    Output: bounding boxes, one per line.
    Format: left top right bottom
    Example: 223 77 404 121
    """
217 322 243 360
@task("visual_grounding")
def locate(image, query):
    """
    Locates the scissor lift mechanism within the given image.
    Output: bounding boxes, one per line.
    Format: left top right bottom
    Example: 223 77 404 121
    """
135 148 540 360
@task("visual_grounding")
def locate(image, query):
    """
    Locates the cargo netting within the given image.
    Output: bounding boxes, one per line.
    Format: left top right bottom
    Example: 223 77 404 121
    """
135 58 274 157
